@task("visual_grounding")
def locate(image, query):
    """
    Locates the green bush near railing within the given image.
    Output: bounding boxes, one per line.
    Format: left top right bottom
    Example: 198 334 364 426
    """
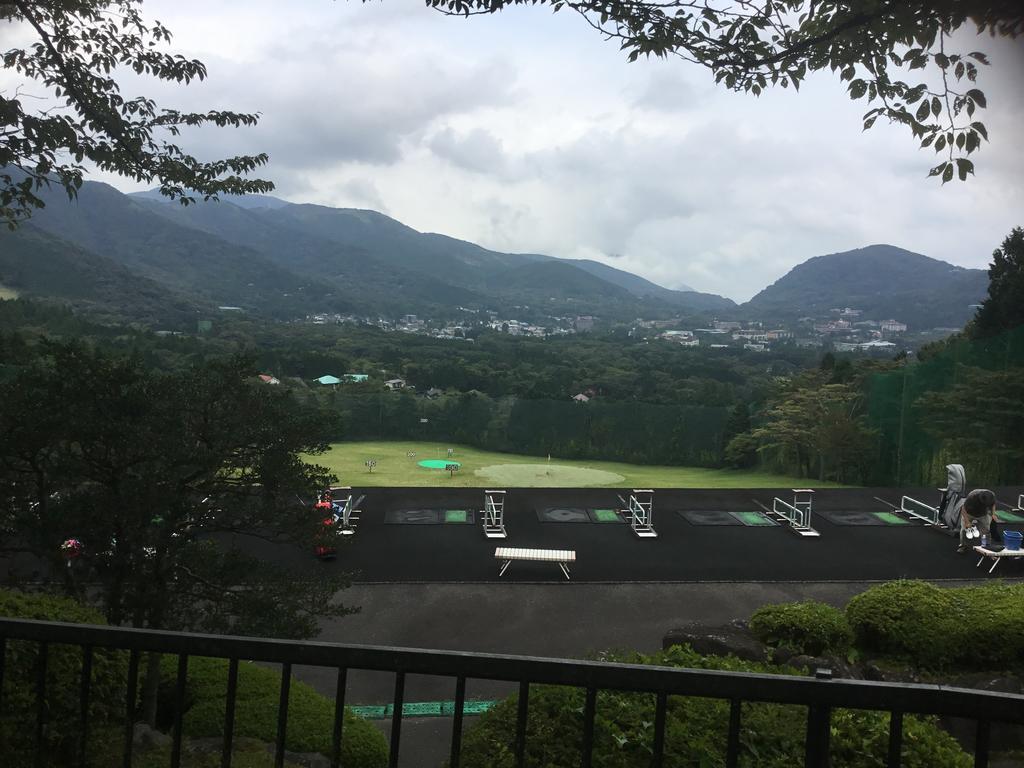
160 655 387 768
456 645 971 768
0 588 386 767
0 589 128 763
749 601 854 657
846 580 1024 669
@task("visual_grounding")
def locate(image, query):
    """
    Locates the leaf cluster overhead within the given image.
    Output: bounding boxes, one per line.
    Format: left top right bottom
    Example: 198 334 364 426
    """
1 0 272 226
425 0 1022 181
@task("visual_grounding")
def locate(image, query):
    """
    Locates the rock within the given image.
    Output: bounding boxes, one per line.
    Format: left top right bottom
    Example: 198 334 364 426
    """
771 646 797 666
781 655 861 680
132 723 171 751
662 623 767 662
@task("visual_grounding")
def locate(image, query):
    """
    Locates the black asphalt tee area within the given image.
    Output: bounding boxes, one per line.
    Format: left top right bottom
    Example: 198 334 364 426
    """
275 486 1024 583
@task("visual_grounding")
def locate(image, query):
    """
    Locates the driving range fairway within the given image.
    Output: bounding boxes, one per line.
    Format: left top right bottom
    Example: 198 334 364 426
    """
314 442 846 488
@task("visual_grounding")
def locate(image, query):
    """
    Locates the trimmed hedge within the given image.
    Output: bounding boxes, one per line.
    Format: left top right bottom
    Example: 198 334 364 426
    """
0 589 127 763
845 580 1024 669
457 645 970 768
749 601 853 657
161 656 387 768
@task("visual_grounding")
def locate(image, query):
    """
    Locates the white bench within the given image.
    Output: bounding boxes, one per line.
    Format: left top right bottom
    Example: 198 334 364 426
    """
495 547 576 580
974 545 1024 574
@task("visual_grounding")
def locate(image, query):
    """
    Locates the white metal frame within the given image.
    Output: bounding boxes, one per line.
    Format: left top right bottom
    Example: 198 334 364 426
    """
482 489 507 539
900 495 940 526
1018 494 1023 512
330 486 362 536
624 489 657 538
768 489 820 537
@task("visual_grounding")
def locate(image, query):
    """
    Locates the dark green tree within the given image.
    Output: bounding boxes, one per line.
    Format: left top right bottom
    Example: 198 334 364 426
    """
0 344 354 718
429 0 1022 181
970 227 1024 338
1 0 272 226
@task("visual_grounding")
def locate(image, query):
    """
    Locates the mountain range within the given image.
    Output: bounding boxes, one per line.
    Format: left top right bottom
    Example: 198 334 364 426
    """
0 180 989 330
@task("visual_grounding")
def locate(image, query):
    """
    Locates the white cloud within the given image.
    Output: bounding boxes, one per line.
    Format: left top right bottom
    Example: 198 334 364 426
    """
8 0 1021 301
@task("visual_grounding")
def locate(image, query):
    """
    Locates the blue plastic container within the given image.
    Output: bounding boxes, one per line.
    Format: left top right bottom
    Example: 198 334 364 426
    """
1004 530 1023 551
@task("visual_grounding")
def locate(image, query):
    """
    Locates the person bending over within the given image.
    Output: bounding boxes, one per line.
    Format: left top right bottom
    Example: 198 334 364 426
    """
958 488 999 553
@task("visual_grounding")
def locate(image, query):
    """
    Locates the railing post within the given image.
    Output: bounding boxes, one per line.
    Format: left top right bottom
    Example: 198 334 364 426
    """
651 692 667 768
221 658 239 768
515 681 530 768
79 645 93 767
581 687 597 768
35 641 48 768
886 710 903 768
975 720 990 768
726 699 742 768
449 675 467 768
805 703 831 768
275 662 292 768
388 671 406 768
171 654 188 768
331 668 348 768
123 648 139 768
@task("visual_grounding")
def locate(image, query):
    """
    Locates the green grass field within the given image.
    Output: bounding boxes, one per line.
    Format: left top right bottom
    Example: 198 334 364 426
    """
314 441 846 488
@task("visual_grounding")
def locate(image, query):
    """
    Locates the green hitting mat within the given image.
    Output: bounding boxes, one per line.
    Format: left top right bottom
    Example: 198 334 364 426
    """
730 511 777 526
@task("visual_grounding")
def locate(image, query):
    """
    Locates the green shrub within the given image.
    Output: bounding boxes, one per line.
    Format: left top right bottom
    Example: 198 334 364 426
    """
749 601 853 656
845 580 1024 668
457 645 970 768
161 656 387 768
0 589 127 763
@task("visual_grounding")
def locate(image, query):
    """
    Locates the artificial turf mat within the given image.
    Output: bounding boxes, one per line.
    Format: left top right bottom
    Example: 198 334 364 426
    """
590 508 623 523
875 511 910 525
678 510 745 526
731 511 777 526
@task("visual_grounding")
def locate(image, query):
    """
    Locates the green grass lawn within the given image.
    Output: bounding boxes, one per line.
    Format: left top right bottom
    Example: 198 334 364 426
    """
313 441 847 488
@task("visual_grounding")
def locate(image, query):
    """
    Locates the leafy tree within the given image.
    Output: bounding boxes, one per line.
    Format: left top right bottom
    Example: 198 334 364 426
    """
744 373 877 481
0 343 354 719
431 0 1022 181
970 226 1024 338
1 0 272 226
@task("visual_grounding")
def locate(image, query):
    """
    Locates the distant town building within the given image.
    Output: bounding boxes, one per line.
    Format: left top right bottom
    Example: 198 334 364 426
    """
881 320 908 334
712 320 742 331
315 375 341 386
384 378 406 391
572 393 591 403
343 373 369 383
574 316 595 332
258 374 280 385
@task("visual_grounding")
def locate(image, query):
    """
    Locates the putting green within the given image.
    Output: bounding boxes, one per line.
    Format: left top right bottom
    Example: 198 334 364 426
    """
474 463 624 487
419 459 461 469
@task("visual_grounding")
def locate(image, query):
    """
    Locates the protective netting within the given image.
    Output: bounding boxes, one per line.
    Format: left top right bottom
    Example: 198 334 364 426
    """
866 326 1024 486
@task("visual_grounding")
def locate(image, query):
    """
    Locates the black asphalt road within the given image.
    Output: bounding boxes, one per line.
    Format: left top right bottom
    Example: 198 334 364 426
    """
284 486 1024 583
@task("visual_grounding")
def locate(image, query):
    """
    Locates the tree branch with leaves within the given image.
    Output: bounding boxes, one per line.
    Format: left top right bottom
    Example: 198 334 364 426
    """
1 0 273 226
423 0 1022 182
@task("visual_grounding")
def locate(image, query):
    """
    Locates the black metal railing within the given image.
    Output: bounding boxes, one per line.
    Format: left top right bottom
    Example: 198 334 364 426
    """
2 617 1023 768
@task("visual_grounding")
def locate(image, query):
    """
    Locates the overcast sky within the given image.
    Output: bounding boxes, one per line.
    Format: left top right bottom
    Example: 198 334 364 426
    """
6 1 1024 301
